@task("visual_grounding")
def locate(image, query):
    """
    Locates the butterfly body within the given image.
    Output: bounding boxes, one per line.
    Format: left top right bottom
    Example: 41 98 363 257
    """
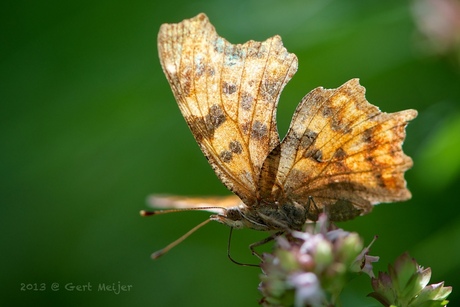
211 200 307 231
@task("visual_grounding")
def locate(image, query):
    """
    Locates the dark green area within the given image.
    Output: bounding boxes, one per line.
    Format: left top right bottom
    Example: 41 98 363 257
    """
2 0 459 306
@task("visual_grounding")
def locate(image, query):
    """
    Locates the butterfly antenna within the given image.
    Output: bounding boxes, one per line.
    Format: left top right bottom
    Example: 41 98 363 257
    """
140 207 227 259
147 218 211 259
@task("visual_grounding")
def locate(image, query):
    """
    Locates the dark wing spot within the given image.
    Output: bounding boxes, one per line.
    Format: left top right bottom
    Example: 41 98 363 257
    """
374 173 386 188
241 121 251 135
222 82 237 95
362 127 373 143
186 105 227 142
181 68 192 97
241 91 253 110
300 129 318 149
322 105 333 117
229 140 243 154
186 115 208 142
182 80 191 97
207 104 226 130
334 148 347 160
304 149 323 162
251 120 268 140
331 116 350 133
219 150 233 163
331 117 343 131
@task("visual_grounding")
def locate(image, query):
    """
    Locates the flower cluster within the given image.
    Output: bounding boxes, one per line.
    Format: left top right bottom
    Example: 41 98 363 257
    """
258 214 451 307
259 214 377 307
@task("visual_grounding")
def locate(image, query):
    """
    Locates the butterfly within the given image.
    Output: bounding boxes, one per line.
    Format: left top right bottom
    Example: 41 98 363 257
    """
145 13 417 260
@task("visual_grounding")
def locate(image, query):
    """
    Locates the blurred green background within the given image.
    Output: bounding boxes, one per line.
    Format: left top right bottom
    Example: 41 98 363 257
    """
2 0 460 306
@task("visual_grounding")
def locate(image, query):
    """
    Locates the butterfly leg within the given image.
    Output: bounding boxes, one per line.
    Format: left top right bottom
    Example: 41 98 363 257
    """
227 227 259 267
305 196 320 221
249 231 284 261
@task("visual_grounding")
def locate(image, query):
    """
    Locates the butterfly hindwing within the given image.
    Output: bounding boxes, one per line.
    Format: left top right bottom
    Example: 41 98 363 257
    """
275 79 417 220
148 194 242 214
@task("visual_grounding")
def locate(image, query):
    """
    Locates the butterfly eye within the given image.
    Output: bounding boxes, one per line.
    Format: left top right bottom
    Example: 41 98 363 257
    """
226 208 242 221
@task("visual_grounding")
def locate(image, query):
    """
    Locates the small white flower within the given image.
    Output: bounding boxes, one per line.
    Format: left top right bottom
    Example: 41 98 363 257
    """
288 272 325 307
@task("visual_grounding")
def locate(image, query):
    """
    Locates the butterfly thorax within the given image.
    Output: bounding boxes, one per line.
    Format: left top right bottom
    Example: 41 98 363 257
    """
211 201 307 231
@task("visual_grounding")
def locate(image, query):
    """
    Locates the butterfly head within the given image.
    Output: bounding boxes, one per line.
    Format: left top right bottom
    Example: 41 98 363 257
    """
210 207 254 230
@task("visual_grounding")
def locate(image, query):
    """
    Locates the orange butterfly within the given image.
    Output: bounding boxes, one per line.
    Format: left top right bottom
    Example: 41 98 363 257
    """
144 13 417 261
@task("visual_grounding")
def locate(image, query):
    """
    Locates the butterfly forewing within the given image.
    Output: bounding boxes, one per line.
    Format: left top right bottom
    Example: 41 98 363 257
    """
158 14 298 206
